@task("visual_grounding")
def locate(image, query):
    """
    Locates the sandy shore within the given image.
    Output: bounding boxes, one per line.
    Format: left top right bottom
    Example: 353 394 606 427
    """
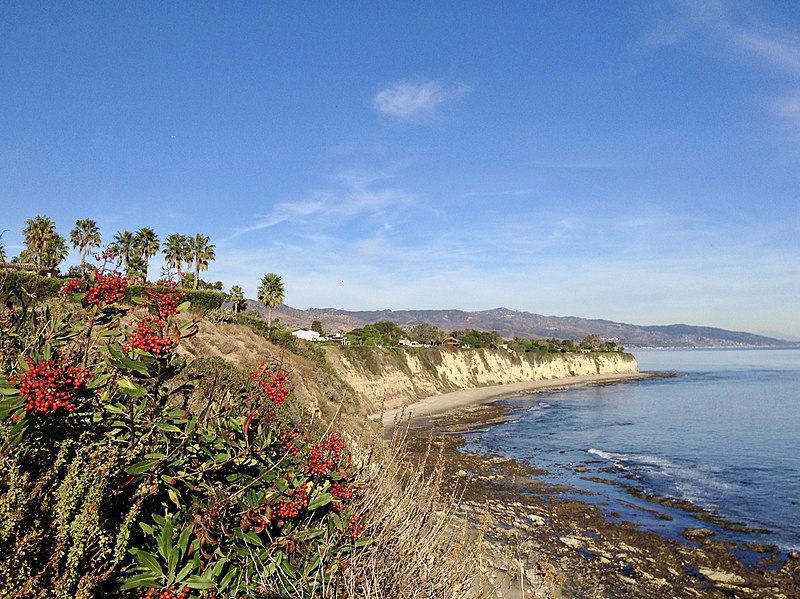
373 371 655 433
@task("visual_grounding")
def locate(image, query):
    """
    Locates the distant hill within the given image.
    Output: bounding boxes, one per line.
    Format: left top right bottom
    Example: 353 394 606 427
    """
242 302 790 348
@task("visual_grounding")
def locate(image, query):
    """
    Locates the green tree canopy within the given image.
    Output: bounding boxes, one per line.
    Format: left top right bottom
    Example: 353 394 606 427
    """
21 215 67 271
135 227 159 281
186 234 215 290
110 230 137 276
162 233 190 275
409 323 443 345
229 285 246 313
257 272 285 327
69 218 101 274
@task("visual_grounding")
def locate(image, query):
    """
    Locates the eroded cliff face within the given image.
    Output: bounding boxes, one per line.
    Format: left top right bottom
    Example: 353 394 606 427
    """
324 347 639 413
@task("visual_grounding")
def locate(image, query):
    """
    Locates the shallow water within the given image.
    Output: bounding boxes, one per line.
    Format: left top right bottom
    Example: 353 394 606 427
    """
460 348 800 552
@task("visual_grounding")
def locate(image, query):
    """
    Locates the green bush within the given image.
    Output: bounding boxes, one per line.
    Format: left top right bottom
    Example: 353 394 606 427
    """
0 272 366 598
125 286 224 314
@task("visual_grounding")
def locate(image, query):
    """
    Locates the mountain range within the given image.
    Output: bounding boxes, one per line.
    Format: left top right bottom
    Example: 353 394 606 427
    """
246 303 792 348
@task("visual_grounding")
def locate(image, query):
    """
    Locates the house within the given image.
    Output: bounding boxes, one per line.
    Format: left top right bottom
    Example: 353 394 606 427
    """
327 331 350 345
442 337 461 347
292 330 322 342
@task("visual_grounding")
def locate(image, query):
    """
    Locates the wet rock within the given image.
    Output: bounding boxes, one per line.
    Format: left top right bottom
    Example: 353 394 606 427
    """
559 536 584 549
697 567 745 585
682 527 715 540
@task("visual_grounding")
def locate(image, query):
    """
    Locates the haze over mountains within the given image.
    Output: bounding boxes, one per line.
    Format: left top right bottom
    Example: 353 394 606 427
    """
246 303 792 348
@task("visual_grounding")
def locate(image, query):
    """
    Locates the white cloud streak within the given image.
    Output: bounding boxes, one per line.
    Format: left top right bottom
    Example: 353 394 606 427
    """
373 80 471 121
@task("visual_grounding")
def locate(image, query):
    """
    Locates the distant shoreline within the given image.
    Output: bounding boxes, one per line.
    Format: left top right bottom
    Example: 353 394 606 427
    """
375 371 661 435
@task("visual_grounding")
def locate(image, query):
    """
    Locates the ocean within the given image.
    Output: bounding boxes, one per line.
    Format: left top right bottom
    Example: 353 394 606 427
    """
459 348 800 553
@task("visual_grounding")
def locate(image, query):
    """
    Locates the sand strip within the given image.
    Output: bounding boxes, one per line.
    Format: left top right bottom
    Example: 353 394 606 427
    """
373 371 656 431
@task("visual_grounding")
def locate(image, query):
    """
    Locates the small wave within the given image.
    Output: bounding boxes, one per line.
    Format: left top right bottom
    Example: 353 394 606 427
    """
587 448 732 505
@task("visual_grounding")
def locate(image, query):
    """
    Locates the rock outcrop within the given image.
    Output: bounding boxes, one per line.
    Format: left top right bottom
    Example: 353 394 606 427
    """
324 346 638 413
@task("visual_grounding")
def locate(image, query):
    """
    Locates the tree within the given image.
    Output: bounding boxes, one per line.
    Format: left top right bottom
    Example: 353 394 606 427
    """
310 320 324 335
135 227 159 281
162 233 190 274
186 234 215 290
21 215 68 271
257 272 285 327
410 323 443 345
110 230 137 276
229 285 246 313
70 218 101 274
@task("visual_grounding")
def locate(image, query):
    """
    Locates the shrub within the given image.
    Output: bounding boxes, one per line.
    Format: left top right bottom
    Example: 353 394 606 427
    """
204 307 235 324
0 268 365 598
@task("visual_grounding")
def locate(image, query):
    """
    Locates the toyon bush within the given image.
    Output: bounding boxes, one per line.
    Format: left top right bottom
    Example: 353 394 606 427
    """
0 260 366 599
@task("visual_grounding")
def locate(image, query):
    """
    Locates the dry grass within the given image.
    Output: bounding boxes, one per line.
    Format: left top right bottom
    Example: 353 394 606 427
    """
341 426 495 599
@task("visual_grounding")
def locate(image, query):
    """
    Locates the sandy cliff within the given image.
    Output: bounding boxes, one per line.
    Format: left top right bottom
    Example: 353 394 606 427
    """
324 346 639 413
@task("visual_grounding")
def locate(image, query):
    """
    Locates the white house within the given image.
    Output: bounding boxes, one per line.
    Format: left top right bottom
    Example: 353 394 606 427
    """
292 330 322 342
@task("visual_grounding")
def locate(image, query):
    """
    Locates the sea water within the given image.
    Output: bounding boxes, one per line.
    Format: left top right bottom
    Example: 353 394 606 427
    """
459 348 800 552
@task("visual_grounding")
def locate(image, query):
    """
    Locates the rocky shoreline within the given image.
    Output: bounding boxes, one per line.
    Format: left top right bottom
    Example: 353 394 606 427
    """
403 403 800 598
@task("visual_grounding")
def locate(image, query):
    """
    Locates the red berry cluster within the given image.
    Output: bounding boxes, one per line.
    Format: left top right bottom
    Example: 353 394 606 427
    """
329 482 354 503
128 316 173 357
278 429 301 457
347 518 364 541
146 283 186 319
85 271 128 306
9 357 93 414
60 278 82 296
275 483 309 519
306 434 347 478
139 586 190 599
247 365 289 405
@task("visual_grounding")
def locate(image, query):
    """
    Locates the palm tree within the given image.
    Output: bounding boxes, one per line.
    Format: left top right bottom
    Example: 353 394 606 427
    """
162 233 190 274
22 215 68 271
186 234 215 290
70 218 101 274
110 231 137 276
229 285 246 313
257 273 284 327
135 227 160 282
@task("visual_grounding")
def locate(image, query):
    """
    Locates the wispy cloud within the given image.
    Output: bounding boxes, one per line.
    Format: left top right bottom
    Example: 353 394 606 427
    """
229 169 416 238
463 189 535 198
373 80 470 121
644 1 800 132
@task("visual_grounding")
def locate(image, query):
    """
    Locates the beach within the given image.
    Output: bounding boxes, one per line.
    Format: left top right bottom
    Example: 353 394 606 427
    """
374 372 656 433
393 373 800 598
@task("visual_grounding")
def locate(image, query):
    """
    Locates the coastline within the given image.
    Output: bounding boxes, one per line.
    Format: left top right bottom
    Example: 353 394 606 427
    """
398 378 800 598
373 371 659 435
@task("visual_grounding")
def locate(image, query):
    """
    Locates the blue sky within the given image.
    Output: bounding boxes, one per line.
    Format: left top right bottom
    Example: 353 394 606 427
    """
2 1 799 339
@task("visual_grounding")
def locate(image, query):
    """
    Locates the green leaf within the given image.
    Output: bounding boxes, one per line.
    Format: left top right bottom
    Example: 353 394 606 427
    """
242 531 263 547
218 565 239 590
175 562 195 584
103 402 127 415
307 492 333 511
294 527 324 542
125 459 160 475
120 573 160 591
107 344 149 375
167 544 179 584
97 328 122 337
158 518 174 560
185 575 217 589
118 378 148 397
134 550 164 578
154 422 181 433
176 300 191 313
177 524 194 556
0 397 24 420
86 373 112 389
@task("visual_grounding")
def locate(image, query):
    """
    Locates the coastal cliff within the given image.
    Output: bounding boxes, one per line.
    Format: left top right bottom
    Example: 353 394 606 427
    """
324 346 639 413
